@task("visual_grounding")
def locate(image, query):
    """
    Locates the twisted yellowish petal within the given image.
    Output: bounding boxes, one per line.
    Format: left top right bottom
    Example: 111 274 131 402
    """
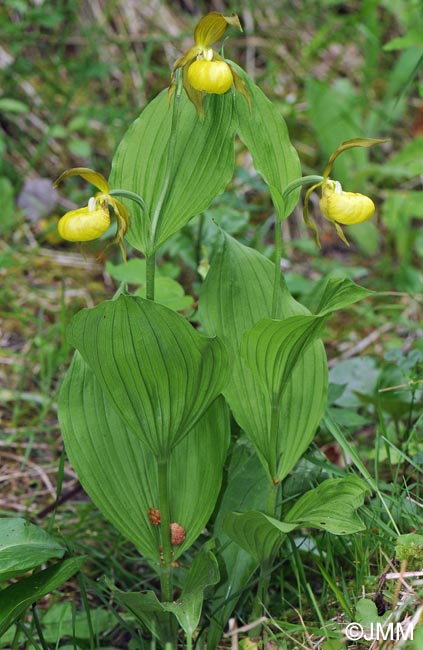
54 167 110 194
323 138 390 179
108 197 130 261
303 181 324 248
172 46 201 74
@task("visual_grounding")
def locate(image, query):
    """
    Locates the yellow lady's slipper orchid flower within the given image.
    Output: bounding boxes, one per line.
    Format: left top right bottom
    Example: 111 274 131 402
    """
303 137 388 246
319 179 375 225
57 197 111 242
170 12 249 117
54 167 129 259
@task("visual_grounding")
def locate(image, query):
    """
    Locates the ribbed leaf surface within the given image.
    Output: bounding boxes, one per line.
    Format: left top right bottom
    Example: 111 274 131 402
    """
199 233 327 480
223 476 369 563
239 316 329 474
114 549 220 640
59 353 230 561
233 64 302 218
283 475 370 533
110 90 236 254
66 295 228 457
315 277 373 316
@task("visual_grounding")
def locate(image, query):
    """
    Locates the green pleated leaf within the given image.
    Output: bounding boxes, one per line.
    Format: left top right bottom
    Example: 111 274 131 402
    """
200 234 372 481
0 518 64 582
314 277 373 316
66 294 228 457
239 316 329 476
0 557 85 637
163 548 220 636
233 64 302 219
283 475 370 534
110 90 236 254
59 353 230 561
241 316 328 395
199 232 327 480
223 476 369 563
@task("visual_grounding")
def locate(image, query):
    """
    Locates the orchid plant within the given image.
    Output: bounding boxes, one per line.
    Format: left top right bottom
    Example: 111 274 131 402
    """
54 12 387 647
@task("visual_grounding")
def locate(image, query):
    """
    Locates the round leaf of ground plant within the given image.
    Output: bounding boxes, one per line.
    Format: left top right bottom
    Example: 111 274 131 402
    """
110 89 236 255
233 64 302 219
59 353 230 561
199 232 327 481
0 557 85 637
66 295 228 457
41 603 116 643
0 518 64 582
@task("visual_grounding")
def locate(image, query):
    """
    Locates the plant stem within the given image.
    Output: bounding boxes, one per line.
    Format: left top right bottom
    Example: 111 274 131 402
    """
157 457 173 603
272 217 282 318
249 477 280 639
271 175 324 318
146 253 156 301
109 188 149 215
282 175 324 199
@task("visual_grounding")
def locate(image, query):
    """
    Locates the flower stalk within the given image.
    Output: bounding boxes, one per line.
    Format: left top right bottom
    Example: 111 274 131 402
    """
271 175 324 318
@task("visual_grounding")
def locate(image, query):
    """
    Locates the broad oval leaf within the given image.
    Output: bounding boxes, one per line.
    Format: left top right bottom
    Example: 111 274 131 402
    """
199 232 327 480
0 518 64 582
110 90 236 254
65 294 228 457
59 352 230 561
233 64 302 219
